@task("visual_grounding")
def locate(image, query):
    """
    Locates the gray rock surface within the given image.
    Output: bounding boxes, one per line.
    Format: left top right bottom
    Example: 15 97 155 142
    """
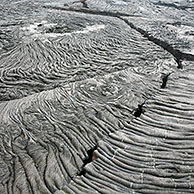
0 0 194 193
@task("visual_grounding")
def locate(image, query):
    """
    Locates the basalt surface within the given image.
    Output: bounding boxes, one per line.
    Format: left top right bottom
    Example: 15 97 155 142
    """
0 0 194 194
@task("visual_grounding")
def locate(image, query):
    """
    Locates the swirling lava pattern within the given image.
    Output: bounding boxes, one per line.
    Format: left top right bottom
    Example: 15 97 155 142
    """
0 10 176 101
0 0 194 194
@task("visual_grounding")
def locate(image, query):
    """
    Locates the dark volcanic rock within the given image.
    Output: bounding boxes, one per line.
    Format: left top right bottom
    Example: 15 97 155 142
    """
64 69 194 193
0 0 194 194
0 10 176 101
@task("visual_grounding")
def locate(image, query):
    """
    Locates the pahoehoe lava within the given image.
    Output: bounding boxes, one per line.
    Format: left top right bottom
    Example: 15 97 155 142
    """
0 0 194 194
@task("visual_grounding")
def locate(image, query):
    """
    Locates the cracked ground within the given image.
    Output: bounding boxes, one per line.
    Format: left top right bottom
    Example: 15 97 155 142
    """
0 0 194 193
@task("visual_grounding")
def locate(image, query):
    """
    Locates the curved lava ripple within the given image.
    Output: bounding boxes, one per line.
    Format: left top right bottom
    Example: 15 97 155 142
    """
0 0 194 194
